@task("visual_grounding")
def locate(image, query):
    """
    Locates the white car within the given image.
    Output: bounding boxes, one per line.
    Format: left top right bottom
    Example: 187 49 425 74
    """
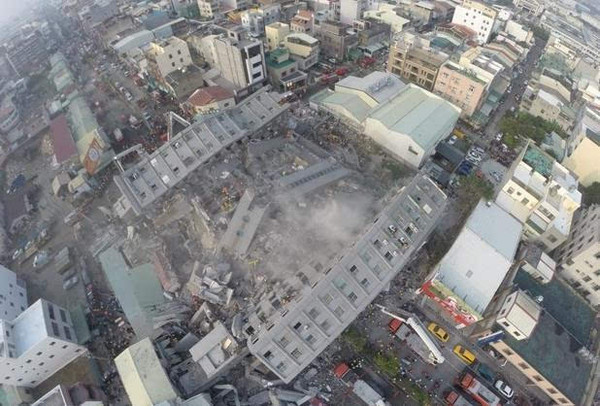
494 380 514 399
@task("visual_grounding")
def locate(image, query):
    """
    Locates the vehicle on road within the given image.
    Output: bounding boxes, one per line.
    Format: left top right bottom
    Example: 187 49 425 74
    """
445 390 479 405
333 363 389 406
427 322 449 342
494 380 514 399
63 275 79 290
453 345 476 365
456 372 501 406
475 363 495 384
382 306 445 365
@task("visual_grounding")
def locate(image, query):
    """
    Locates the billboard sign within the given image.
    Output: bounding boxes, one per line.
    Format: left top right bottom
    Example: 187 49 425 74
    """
83 136 103 175
420 278 482 328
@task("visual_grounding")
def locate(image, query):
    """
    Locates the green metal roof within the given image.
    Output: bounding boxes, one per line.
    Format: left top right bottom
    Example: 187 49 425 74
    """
368 85 460 151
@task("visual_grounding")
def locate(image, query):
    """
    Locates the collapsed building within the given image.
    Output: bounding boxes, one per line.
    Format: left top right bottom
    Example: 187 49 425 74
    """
242 174 447 382
113 88 289 216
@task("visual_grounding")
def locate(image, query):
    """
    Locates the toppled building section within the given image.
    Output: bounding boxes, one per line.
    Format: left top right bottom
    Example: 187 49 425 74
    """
187 262 234 307
114 88 289 215
243 175 447 383
189 321 240 381
219 189 268 258
275 158 351 201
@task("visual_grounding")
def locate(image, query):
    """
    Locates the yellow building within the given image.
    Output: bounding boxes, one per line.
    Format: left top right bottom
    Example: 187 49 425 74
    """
115 338 178 406
265 22 289 51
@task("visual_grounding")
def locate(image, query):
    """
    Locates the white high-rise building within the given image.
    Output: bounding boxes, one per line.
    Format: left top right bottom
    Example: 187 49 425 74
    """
0 299 86 387
451 0 498 44
0 265 28 321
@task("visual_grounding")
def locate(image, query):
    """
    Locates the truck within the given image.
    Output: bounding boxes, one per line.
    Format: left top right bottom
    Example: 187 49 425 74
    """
445 390 480 406
19 227 51 264
53 247 73 275
457 372 501 406
380 305 444 365
334 363 390 406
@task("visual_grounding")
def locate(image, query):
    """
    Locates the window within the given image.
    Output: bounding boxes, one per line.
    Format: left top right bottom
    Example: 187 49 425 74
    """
280 336 290 348
321 319 331 332
334 306 345 318
349 265 357 273
276 362 287 372
507 187 515 194
48 304 55 320
64 327 72 340
502 348 513 356
171 62 175 67
547 235 558 243
59 309 67 323
180 58 184 63
583 276 592 282
532 375 543 382
360 278 370 289
169 54 173 59
293 322 302 330
49 341 55 346
177 50 181 55
38 362 44 366
263 350 274 360
348 292 358 303
322 293 333 304
547 388 557 394
522 197 529 205
306 334 316 344
51 322 59 336
308 308 320 319
36 352 42 356
291 348 302 359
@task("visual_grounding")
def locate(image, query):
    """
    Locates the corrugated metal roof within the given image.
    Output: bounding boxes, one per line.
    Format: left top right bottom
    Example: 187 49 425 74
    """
368 85 460 151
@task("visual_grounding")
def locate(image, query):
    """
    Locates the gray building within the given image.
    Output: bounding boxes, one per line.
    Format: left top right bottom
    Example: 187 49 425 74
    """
316 21 357 61
244 174 447 382
113 88 287 215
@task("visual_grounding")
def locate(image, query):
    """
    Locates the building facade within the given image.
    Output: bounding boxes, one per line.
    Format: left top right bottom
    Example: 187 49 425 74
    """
387 39 448 91
555 205 600 307
265 22 290 51
284 33 320 69
244 175 447 383
213 35 267 90
451 0 498 44
563 111 600 187
145 37 193 81
513 0 544 15
433 61 487 117
316 21 357 61
0 299 86 387
0 266 27 321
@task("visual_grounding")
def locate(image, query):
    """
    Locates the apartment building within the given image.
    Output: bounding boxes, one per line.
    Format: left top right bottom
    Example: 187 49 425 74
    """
212 34 267 90
563 108 600 187
555 205 600 307
144 37 193 82
363 9 410 34
4 32 49 77
316 21 357 61
0 266 27 321
266 48 307 92
495 142 581 251
340 0 365 24
0 299 86 387
244 175 447 383
284 33 320 69
433 61 488 117
486 271 596 406
387 34 448 91
290 10 314 34
541 12 600 64
0 97 20 134
513 0 544 16
451 0 498 44
265 22 290 51
241 4 281 37
197 0 220 18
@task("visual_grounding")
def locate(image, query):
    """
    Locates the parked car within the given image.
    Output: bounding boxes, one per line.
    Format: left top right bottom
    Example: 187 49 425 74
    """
427 323 449 342
63 275 79 290
453 345 476 365
494 380 514 399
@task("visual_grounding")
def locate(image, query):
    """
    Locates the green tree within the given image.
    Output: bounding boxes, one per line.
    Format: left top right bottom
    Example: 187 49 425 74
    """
342 326 367 352
373 351 400 376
